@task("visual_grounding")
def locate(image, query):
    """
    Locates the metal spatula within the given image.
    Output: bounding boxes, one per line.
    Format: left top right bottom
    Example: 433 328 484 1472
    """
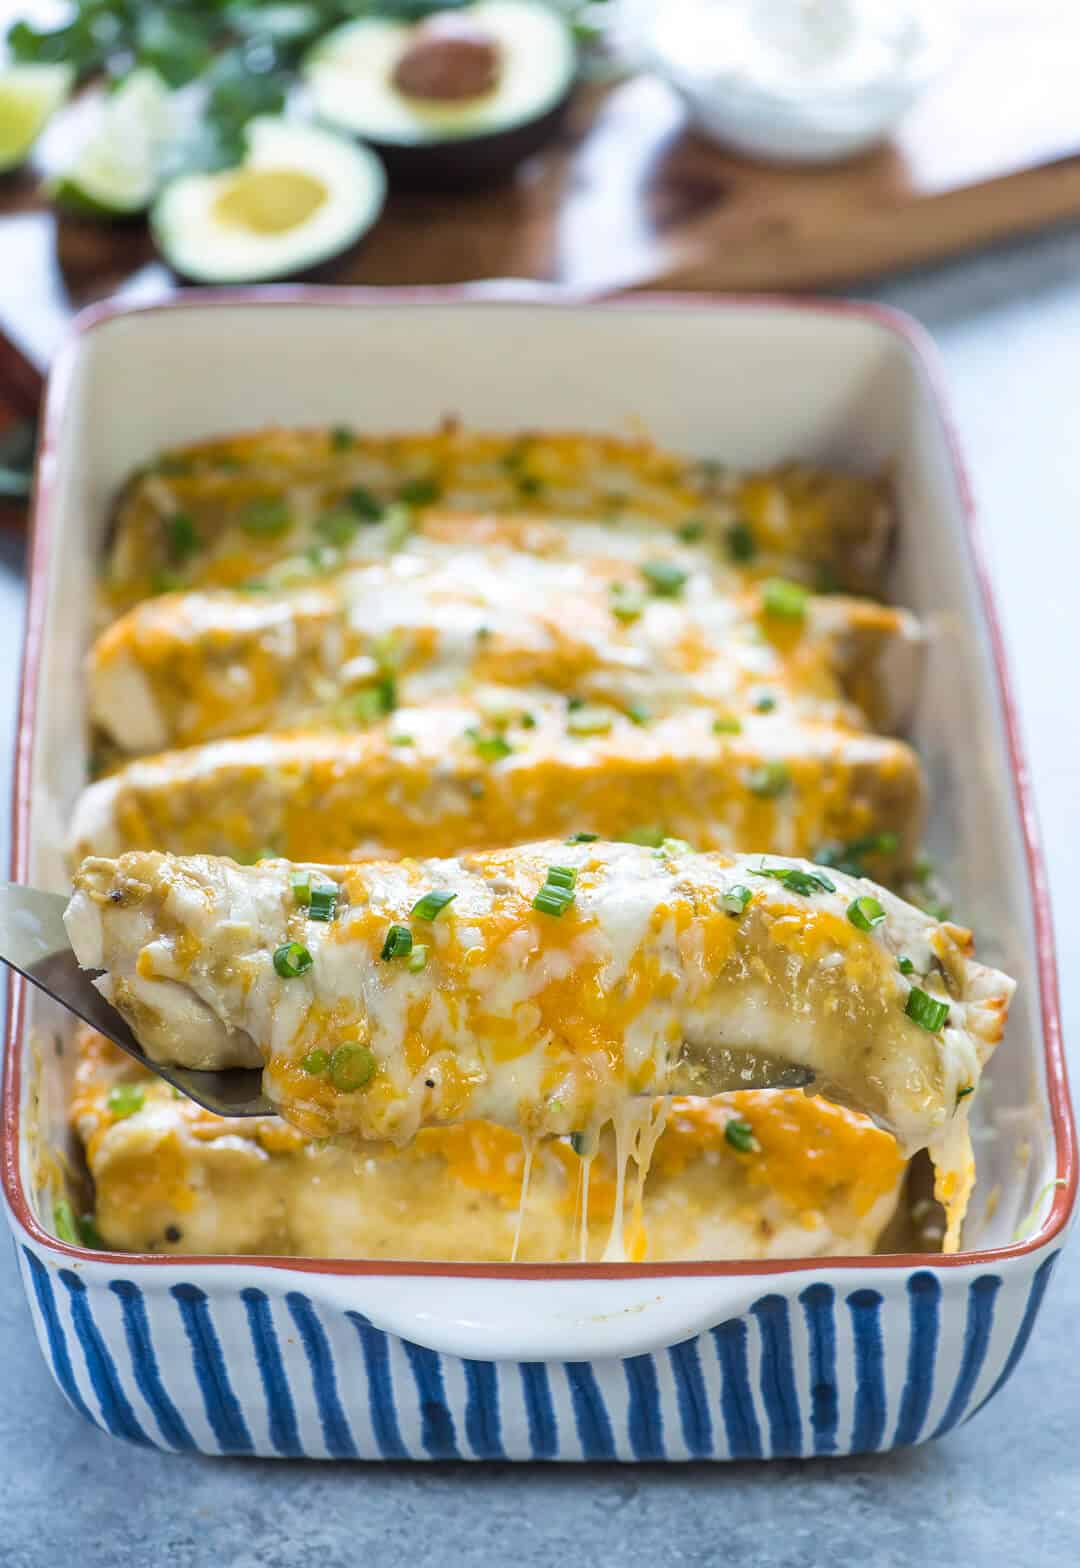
0 881 814 1119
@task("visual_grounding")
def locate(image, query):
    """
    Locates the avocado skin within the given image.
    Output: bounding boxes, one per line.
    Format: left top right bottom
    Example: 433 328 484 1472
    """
363 87 573 186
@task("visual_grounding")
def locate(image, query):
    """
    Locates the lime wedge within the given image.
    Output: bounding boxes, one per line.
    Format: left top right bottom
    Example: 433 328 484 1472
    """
48 68 173 218
0 63 74 174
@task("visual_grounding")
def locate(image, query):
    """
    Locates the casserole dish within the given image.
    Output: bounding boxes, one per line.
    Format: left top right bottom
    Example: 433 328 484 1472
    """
3 288 1074 1460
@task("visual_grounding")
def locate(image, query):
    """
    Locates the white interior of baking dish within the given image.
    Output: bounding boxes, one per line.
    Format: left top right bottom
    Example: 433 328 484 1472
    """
13 293 1062 1278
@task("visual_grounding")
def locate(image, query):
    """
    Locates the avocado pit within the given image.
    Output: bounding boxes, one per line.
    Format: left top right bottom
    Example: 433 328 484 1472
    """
392 12 501 102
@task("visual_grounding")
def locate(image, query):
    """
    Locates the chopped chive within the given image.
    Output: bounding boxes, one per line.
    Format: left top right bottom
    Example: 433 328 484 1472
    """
906 987 950 1032
349 677 396 724
753 692 777 713
106 1083 145 1120
897 955 915 975
747 761 790 798
347 485 384 521
517 472 543 496
726 520 756 563
545 866 577 891
380 924 413 961
307 884 338 922
720 885 752 916
847 895 886 932
762 577 809 621
330 426 353 451
329 1043 376 1091
752 864 836 896
315 509 359 547
567 706 613 738
566 831 598 843
466 727 513 762
610 583 646 623
519 711 537 729
391 734 414 746
955 1084 975 1107
411 889 458 921
166 511 199 562
53 1198 79 1244
274 941 313 978
408 944 429 973
533 866 578 916
713 715 742 735
627 703 651 726
242 497 292 536
302 1049 329 1075
398 477 440 506
678 518 705 543
724 1118 757 1153
640 559 689 598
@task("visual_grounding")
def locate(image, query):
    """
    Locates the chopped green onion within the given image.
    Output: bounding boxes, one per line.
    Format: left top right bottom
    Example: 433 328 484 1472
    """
753 692 777 713
391 734 414 747
274 942 313 979
315 510 359 547
330 426 353 451
150 570 184 595
720 885 752 916
752 864 836 896
678 519 705 543
302 1049 329 1076
380 925 413 961
747 761 790 798
533 866 578 916
329 1043 376 1092
627 703 651 726
519 711 537 730
724 1118 757 1153
955 1084 975 1107
905 987 950 1031
656 837 694 857
609 583 646 622
847 895 886 933
411 889 458 921
307 884 338 922
383 509 414 551
726 521 756 563
545 866 578 891
408 945 429 973
713 716 742 735
106 1083 145 1120
815 832 900 877
897 956 915 975
347 485 383 521
348 677 396 724
466 727 513 762
166 511 199 562
566 831 599 843
570 1132 589 1157
291 872 312 905
398 477 440 506
640 560 689 598
242 497 292 537
761 578 809 621
517 472 543 497
53 1198 79 1245
567 706 613 738
77 1212 104 1249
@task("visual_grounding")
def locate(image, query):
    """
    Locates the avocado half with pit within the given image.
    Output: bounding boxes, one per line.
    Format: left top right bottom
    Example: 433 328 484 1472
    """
302 0 577 185
151 116 386 284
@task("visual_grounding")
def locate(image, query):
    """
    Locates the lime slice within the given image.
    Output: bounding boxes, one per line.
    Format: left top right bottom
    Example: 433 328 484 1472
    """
0 63 74 174
48 68 173 218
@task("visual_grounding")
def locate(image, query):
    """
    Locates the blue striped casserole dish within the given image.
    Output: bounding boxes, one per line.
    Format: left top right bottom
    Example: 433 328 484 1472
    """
4 290 1074 1460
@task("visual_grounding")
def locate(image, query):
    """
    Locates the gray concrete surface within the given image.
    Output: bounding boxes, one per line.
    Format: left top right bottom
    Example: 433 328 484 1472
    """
2 228 1080 1566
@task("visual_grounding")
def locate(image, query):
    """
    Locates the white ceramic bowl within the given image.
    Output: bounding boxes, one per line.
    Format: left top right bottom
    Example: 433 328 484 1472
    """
2 288 1074 1458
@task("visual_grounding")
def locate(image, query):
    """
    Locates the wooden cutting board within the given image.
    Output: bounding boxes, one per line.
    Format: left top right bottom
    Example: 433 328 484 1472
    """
1 0 1080 372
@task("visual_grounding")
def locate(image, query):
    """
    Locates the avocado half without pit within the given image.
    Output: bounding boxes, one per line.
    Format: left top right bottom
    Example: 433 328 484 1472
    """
302 0 578 185
150 116 387 284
